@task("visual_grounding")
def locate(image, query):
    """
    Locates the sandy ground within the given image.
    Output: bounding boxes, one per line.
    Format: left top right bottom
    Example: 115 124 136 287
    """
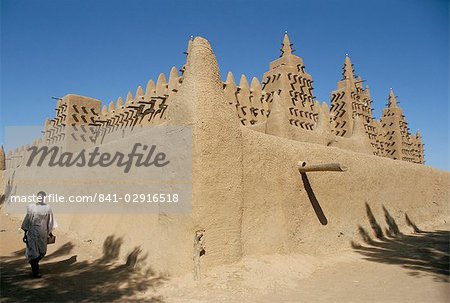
0 211 448 303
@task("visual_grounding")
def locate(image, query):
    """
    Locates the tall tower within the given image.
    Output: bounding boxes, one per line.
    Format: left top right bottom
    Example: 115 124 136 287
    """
330 55 380 155
380 89 424 163
261 33 318 130
43 94 101 150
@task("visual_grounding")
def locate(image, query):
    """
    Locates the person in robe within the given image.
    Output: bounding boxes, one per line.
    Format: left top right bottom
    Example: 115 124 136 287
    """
21 191 57 278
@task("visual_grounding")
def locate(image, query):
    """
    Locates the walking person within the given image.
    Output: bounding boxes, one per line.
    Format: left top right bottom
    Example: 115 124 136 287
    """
21 191 57 278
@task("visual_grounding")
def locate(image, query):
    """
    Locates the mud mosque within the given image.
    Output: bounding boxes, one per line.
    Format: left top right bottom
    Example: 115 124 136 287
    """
1 35 444 277
3 34 423 165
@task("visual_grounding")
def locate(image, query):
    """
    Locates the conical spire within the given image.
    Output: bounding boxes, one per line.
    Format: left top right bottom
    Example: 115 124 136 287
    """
145 80 155 97
168 66 179 92
102 105 107 115
224 72 237 95
250 77 261 92
156 73 167 96
223 72 237 99
343 55 355 81
239 75 249 91
108 100 115 112
225 72 236 86
135 86 144 100
167 36 241 126
126 91 133 104
280 33 293 57
169 66 179 80
117 96 124 108
388 88 397 107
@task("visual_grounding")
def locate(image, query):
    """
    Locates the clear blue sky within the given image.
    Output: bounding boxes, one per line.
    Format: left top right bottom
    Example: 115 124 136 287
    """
1 0 448 170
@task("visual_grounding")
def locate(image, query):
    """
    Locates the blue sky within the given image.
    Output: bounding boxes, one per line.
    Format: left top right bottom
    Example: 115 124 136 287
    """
1 0 448 170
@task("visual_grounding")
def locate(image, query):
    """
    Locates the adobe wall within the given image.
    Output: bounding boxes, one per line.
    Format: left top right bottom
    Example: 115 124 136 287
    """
241 127 449 256
3 122 449 276
1 126 195 275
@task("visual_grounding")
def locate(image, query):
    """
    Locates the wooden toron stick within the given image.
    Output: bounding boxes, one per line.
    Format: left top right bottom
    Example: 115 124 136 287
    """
298 161 348 173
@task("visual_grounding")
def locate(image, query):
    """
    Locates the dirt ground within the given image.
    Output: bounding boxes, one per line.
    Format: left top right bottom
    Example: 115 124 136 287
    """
0 211 448 303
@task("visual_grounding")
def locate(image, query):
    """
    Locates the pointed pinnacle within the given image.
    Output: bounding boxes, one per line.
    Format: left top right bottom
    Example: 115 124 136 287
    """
225 72 236 85
108 100 115 112
126 91 133 104
169 66 179 79
135 86 144 99
250 77 261 92
239 75 249 91
281 33 293 57
388 88 397 107
343 55 355 80
117 96 124 107
146 80 155 96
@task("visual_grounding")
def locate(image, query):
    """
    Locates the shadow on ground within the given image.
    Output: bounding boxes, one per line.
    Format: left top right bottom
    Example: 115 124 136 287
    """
0 235 166 302
352 203 449 282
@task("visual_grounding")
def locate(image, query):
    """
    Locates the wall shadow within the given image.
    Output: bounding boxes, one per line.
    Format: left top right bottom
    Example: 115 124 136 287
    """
365 203 383 239
0 171 16 205
405 213 423 233
300 172 327 225
0 235 166 302
352 207 449 282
